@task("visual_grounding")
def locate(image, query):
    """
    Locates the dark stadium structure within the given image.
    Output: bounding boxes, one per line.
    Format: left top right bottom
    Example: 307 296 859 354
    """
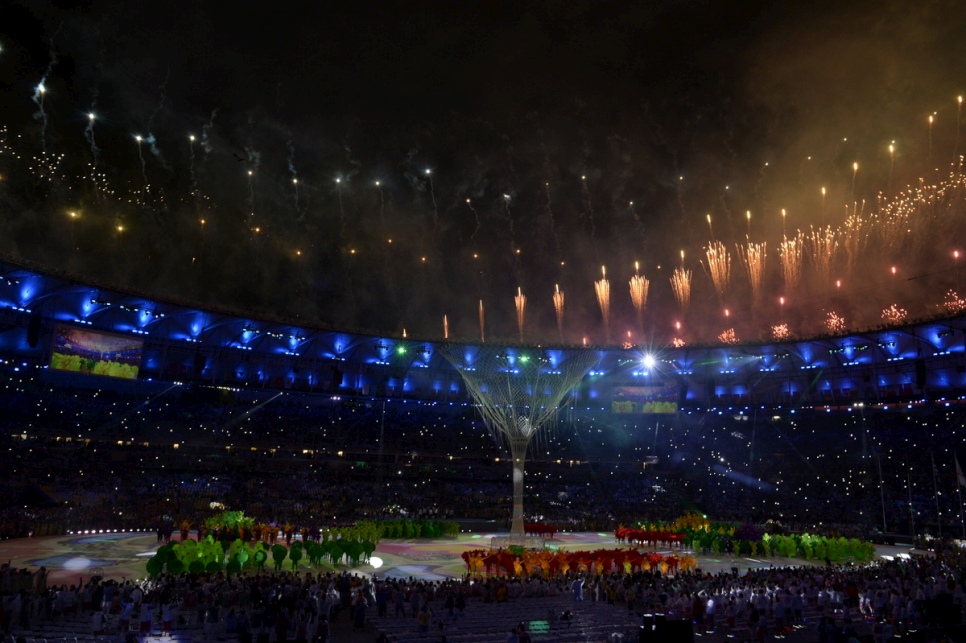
2 256 966 409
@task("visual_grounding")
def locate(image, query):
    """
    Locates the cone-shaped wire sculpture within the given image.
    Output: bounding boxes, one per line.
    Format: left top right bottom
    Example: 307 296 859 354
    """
441 345 598 536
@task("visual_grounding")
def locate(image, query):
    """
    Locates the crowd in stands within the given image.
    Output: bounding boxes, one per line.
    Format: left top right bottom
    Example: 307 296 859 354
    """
2 368 966 543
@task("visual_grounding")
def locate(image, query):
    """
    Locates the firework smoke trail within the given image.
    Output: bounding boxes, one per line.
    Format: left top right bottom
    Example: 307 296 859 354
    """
514 287 526 343
245 146 261 218
479 300 485 343
465 198 480 240
719 186 732 219
670 267 692 315
287 139 300 214
84 110 100 198
336 178 346 237
188 134 199 208
889 143 896 193
755 161 770 198
142 134 167 169
134 135 148 204
31 25 61 156
502 194 521 276
737 238 767 305
147 68 170 132
32 81 49 156
374 181 385 232
246 170 256 217
629 268 649 331
807 225 838 287
201 109 218 155
580 175 598 260
545 182 562 259
84 108 100 167
780 231 804 290
425 170 438 238
629 201 646 240
703 240 731 298
553 284 565 343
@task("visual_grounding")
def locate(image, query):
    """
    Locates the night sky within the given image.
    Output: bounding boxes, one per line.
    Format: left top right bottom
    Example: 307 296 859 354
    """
2 0 966 345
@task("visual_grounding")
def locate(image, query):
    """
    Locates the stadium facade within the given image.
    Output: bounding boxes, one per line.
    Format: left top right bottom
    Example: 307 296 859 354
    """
2 256 966 411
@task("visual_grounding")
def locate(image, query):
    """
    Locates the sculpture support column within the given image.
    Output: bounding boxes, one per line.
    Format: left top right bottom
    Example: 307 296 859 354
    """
509 437 529 536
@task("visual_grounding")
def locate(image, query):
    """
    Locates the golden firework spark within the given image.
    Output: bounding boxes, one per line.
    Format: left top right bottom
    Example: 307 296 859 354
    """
779 231 804 291
514 287 526 343
670 266 692 315
841 204 869 273
944 290 966 314
771 323 790 341
671 337 686 348
718 328 739 345
807 225 838 286
595 266 611 343
826 311 845 333
443 314 449 340
881 304 907 325
737 238 767 305
703 240 731 298
553 284 565 343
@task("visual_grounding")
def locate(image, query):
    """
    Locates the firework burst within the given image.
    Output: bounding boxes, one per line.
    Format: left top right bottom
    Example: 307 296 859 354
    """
703 240 731 298
629 273 649 331
514 288 526 342
771 323 790 340
670 267 692 315
826 311 846 333
881 304 907 325
737 238 767 305
595 266 611 342
553 284 565 343
944 290 966 314
841 206 869 274
779 231 804 291
807 225 838 287
718 328 739 344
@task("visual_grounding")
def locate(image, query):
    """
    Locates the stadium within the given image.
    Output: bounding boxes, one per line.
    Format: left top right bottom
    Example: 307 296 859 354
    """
2 254 966 641
3 2 966 642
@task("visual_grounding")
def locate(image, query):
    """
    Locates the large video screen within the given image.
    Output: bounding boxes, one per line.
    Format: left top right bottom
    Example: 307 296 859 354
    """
611 385 678 414
50 325 143 380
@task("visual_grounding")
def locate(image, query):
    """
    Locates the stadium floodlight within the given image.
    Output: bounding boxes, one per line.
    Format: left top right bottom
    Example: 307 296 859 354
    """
643 354 656 370
441 344 598 536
